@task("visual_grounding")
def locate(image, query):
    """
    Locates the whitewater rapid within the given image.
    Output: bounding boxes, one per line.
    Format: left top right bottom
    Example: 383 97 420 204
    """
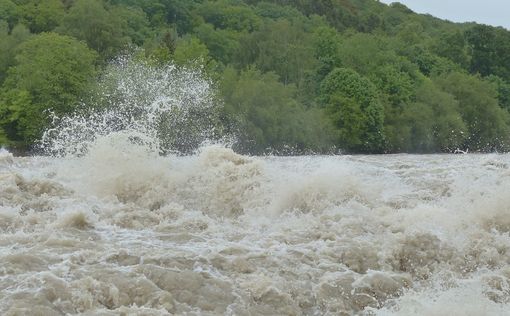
1 144 509 315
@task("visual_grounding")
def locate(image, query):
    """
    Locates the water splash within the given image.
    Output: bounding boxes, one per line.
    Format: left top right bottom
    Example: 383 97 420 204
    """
40 55 224 157
2 152 510 314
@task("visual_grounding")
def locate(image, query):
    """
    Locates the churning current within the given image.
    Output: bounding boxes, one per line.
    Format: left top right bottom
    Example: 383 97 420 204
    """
1 144 510 315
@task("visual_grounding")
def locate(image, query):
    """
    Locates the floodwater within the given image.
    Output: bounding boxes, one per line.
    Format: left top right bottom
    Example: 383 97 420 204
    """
1 143 510 315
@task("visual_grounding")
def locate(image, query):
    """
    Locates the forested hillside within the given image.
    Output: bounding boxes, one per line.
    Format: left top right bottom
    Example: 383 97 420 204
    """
2 0 510 154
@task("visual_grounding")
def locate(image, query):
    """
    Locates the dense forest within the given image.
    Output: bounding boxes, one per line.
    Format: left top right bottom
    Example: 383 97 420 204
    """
1 0 510 154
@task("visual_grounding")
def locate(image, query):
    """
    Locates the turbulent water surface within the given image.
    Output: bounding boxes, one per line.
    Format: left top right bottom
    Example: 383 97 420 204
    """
1 146 510 315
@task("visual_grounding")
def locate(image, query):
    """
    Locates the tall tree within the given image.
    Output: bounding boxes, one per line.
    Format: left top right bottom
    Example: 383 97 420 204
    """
320 68 385 152
59 0 130 58
436 72 510 151
0 22 31 84
0 32 97 145
0 0 19 29
221 67 333 153
434 30 470 69
239 19 316 85
466 25 510 81
18 0 65 33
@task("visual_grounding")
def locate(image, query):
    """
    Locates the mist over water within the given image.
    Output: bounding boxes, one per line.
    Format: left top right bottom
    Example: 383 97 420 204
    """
1 60 510 315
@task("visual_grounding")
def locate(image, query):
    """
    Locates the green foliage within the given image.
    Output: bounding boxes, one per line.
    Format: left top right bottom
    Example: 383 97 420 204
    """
0 0 19 29
0 129 7 145
336 33 409 77
396 21 426 45
434 30 470 69
2 0 510 153
239 19 316 85
18 0 65 33
436 72 510 151
320 68 385 152
109 5 151 46
0 89 32 144
386 79 467 152
195 0 261 32
0 22 31 84
370 64 414 107
466 25 510 81
256 0 359 30
59 0 130 58
173 37 209 64
143 28 178 63
0 32 97 144
253 2 303 21
299 26 342 104
193 23 241 65
487 75 510 111
404 45 461 77
172 37 219 74
221 67 334 153
313 26 341 79
131 0 198 34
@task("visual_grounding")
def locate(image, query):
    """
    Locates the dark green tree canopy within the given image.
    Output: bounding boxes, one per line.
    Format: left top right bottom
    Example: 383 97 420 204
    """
320 68 385 152
58 0 130 58
1 0 510 154
0 32 97 144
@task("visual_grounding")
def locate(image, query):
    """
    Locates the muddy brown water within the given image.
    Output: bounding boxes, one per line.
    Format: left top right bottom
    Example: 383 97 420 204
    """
1 146 510 315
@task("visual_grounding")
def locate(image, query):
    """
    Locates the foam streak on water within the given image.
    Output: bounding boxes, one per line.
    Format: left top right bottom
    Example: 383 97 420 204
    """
1 147 510 315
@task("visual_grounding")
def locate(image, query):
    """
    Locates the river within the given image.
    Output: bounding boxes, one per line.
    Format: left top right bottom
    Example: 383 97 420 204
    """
1 142 509 315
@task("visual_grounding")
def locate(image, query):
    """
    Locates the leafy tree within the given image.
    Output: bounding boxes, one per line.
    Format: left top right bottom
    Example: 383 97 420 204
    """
320 67 385 152
254 0 359 30
253 2 304 21
0 128 7 144
487 75 510 111
109 5 151 46
436 72 510 151
59 0 130 58
238 19 315 85
325 93 366 150
379 2 409 33
370 64 414 108
393 102 434 152
221 67 334 153
194 0 261 32
403 45 461 77
434 30 470 69
172 36 219 74
313 26 341 80
193 23 241 65
417 81 467 151
110 0 198 34
18 0 65 33
143 28 178 63
0 89 33 144
298 25 341 105
0 0 19 29
336 33 406 77
466 25 510 81
0 32 97 145
396 21 426 45
387 79 466 152
0 22 31 84
358 11 381 33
